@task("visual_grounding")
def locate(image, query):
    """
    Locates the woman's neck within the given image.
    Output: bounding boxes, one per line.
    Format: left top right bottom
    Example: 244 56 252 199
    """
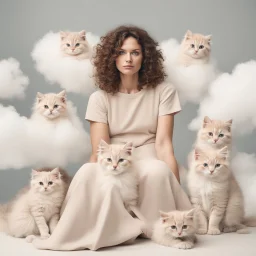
119 74 139 94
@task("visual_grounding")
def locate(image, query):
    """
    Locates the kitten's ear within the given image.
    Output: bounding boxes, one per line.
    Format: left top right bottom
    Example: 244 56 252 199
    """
79 30 86 40
159 211 169 223
203 116 212 128
60 31 68 40
123 142 133 155
184 30 193 40
218 146 229 160
97 139 109 154
37 92 44 103
225 119 233 132
186 208 195 219
205 34 212 44
51 167 61 179
57 90 66 103
194 148 203 160
31 169 39 179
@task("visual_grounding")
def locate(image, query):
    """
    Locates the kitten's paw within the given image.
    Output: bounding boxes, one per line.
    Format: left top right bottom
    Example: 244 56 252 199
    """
207 228 221 235
196 228 207 235
40 233 50 239
175 241 194 249
26 235 36 243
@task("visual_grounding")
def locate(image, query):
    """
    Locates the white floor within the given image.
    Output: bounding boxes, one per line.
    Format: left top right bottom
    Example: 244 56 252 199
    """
1 229 256 256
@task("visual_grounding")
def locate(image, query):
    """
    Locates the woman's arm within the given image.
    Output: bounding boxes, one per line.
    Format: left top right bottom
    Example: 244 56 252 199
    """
89 121 111 163
155 114 180 182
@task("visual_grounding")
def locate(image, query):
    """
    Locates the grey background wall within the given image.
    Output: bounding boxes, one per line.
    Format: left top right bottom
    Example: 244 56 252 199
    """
0 0 255 202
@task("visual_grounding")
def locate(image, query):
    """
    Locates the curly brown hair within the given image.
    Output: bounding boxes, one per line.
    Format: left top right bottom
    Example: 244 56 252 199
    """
93 25 166 93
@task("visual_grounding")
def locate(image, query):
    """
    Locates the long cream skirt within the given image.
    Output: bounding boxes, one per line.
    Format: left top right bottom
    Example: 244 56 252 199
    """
33 143 191 251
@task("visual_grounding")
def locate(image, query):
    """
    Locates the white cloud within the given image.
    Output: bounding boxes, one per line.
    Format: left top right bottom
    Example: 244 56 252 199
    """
0 102 91 170
231 152 256 217
31 31 100 94
0 58 29 99
160 38 218 104
189 60 256 135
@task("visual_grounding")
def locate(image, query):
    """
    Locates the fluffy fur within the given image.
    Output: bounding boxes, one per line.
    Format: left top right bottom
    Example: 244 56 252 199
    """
152 209 196 249
177 30 212 66
60 30 90 60
97 140 138 212
187 146 252 235
0 168 71 242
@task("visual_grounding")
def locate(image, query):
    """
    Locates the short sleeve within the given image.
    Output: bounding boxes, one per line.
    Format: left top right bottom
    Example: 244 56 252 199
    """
85 91 108 124
159 83 182 116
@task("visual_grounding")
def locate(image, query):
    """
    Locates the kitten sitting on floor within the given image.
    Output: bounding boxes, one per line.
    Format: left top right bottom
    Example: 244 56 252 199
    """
0 167 71 242
152 209 196 249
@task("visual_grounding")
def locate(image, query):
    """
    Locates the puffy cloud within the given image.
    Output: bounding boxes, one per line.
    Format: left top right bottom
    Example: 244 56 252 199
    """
0 58 29 99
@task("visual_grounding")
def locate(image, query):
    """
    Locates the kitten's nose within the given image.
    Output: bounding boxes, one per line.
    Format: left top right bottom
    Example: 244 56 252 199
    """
210 170 214 174
113 165 117 169
71 48 75 51
214 139 218 143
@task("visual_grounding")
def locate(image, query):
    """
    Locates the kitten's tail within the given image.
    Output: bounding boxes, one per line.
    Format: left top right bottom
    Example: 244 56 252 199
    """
243 217 256 227
0 204 8 232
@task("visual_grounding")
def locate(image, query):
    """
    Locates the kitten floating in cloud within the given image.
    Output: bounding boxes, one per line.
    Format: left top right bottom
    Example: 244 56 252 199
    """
31 30 100 94
0 168 71 242
160 30 218 104
0 58 29 99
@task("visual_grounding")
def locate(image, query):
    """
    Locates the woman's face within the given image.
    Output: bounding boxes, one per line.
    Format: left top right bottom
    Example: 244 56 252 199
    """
115 37 143 76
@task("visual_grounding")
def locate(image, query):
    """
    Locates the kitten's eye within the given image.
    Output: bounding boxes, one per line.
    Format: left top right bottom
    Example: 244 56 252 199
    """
218 134 224 137
66 43 70 47
191 44 195 48
44 105 49 109
215 164 221 168
39 182 43 185
48 181 53 185
107 158 112 162
171 225 176 229
199 45 204 49
182 225 188 229
75 43 80 47
118 159 124 163
54 104 59 108
203 163 208 167
208 132 213 136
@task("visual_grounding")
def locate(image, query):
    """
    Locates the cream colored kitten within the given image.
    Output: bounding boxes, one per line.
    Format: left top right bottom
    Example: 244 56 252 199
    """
188 116 232 168
187 146 250 235
97 140 138 212
31 90 68 121
152 209 196 249
0 167 70 242
177 30 212 66
60 30 90 60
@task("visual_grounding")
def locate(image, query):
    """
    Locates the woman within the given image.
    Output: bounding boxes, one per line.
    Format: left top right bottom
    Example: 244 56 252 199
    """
33 25 191 251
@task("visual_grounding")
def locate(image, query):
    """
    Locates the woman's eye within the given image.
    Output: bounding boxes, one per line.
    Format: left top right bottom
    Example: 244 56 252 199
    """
191 44 195 48
199 45 204 49
39 182 43 185
75 43 80 47
219 134 224 137
132 52 139 56
54 105 58 108
208 132 213 136
44 105 49 109
171 225 176 229
203 163 208 167
66 43 70 47
48 181 53 185
118 50 125 55
215 164 221 168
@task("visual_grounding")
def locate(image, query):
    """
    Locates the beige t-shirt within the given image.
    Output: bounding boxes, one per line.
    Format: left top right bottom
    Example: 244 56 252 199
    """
85 82 181 148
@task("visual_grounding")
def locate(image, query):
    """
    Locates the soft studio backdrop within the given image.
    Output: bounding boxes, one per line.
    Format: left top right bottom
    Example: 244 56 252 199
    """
0 0 255 202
